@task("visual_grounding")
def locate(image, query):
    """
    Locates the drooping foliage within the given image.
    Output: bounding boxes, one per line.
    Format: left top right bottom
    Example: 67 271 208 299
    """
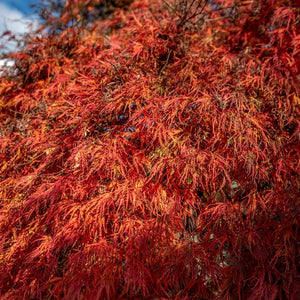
0 0 299 298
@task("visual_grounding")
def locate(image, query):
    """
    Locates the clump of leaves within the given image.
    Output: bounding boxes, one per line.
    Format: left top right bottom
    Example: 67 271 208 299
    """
0 0 299 299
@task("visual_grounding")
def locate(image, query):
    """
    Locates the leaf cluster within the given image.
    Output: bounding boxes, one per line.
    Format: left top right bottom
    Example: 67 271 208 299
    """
0 0 299 298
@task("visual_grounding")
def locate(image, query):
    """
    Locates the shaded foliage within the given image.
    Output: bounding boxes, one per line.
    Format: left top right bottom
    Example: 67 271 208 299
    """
0 0 299 299
34 0 134 31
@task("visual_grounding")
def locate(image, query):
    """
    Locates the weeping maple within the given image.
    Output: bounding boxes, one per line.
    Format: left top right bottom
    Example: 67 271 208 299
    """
0 0 299 298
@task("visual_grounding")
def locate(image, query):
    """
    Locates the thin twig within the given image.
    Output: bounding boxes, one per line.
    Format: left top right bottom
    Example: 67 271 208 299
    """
159 49 173 77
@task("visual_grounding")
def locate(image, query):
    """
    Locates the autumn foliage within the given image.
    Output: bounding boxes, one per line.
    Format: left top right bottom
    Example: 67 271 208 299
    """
0 0 299 298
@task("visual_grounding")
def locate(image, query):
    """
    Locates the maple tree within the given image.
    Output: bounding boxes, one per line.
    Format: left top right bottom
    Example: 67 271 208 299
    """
0 0 299 298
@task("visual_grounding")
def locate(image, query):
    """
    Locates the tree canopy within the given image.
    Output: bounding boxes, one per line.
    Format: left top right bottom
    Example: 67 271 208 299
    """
0 0 299 298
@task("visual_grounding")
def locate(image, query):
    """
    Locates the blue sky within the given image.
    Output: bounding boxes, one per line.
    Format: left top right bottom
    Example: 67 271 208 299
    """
0 0 38 34
3 0 37 14
0 0 40 67
7 0 39 13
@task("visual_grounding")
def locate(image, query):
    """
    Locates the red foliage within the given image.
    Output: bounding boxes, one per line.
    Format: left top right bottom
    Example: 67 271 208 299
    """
0 0 299 298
